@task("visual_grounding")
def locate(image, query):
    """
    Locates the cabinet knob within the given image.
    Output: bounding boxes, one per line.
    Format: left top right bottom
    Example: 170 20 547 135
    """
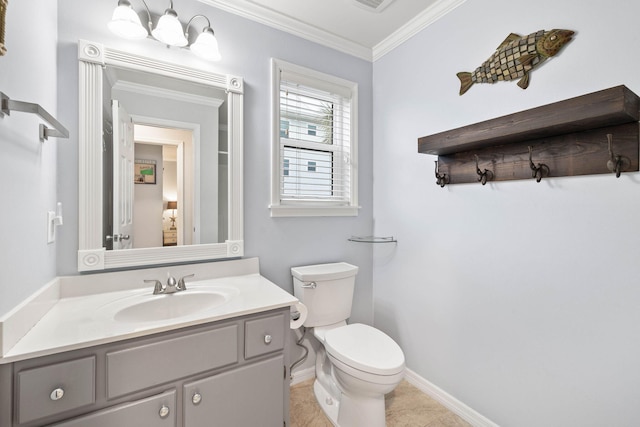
50 388 64 401
192 392 202 405
159 405 170 419
264 334 272 344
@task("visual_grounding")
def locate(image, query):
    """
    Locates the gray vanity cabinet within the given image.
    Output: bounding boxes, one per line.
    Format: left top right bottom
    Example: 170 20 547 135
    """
1 308 290 427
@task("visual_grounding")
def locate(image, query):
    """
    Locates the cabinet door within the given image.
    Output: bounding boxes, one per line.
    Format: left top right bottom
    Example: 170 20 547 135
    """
50 390 176 427
183 356 284 427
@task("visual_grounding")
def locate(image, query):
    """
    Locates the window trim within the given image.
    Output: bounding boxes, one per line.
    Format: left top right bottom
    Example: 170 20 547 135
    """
270 58 359 217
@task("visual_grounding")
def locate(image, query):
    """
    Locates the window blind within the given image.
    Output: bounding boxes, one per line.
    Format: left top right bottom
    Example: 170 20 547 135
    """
279 73 352 204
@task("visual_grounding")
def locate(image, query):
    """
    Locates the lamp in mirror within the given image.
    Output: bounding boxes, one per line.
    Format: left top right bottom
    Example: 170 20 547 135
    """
167 200 177 230
108 0 221 61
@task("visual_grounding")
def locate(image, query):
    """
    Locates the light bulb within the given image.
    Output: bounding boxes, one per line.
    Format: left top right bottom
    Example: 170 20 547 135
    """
151 9 188 47
190 28 221 61
108 1 147 40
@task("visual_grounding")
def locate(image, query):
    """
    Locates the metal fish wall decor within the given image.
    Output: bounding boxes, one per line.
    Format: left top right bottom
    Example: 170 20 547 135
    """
457 29 574 95
0 0 7 56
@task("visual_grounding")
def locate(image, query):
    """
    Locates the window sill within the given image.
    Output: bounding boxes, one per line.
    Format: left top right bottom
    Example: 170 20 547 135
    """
269 204 359 217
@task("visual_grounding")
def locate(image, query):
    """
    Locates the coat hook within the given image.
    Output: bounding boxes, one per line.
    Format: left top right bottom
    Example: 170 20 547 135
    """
606 133 627 178
434 160 449 187
474 155 493 185
528 146 549 183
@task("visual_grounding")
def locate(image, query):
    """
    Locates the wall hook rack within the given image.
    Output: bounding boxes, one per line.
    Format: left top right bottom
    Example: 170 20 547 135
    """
434 160 449 187
474 155 493 185
0 91 69 142
606 133 629 178
418 86 640 184
528 146 549 183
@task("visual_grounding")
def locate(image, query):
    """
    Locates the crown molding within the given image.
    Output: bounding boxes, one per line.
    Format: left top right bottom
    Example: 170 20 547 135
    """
372 0 466 61
198 0 372 61
198 0 464 62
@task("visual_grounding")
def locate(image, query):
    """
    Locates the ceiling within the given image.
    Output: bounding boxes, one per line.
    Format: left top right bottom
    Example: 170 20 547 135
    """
199 0 466 61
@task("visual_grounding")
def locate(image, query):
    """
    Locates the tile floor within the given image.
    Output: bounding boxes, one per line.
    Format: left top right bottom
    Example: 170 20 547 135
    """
290 378 472 427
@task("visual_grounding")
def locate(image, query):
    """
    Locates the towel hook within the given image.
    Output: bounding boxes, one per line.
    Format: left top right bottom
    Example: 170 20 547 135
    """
528 146 549 183
434 160 449 188
606 133 627 178
474 155 493 185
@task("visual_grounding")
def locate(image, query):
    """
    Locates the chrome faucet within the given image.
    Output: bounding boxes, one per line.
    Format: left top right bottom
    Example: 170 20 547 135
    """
144 279 164 295
145 273 195 295
165 275 179 294
178 274 194 291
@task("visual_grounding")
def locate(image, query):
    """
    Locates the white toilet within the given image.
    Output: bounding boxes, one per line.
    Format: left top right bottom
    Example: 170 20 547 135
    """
292 262 405 427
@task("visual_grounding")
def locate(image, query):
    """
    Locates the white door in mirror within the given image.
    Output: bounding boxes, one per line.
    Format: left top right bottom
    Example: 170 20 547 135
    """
112 100 134 250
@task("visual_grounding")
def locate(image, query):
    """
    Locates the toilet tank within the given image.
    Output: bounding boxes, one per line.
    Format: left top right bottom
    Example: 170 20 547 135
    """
291 262 359 327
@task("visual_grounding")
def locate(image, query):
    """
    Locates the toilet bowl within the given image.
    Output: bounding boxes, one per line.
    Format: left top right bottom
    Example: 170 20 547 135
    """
292 263 405 427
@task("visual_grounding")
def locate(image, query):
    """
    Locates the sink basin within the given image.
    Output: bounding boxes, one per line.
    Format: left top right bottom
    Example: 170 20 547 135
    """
114 291 230 323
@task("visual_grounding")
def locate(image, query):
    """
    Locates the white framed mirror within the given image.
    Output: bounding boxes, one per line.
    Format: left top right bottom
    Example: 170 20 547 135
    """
77 39 243 272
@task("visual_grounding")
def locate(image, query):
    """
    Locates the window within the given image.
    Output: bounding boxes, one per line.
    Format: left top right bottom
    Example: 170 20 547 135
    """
270 59 358 217
283 158 290 176
280 120 289 138
307 161 316 172
307 125 317 136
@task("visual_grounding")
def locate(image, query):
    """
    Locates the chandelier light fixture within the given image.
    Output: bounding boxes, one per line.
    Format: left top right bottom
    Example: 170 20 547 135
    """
108 0 221 61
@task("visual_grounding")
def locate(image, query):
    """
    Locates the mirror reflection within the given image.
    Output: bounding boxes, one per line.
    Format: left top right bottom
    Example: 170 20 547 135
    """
102 65 228 251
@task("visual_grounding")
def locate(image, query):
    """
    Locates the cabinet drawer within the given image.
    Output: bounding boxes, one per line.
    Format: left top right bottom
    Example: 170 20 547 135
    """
17 356 96 424
106 324 238 399
51 389 176 427
245 313 285 359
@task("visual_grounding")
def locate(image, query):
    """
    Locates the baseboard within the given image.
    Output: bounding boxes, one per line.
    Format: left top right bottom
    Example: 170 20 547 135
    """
290 366 315 386
404 368 499 427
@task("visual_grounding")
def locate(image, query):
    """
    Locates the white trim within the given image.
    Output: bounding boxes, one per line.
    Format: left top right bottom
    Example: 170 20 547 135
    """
112 80 225 108
404 368 499 427
270 58 359 218
290 367 316 386
270 205 359 217
198 0 465 62
350 0 396 13
372 0 467 61
198 0 372 61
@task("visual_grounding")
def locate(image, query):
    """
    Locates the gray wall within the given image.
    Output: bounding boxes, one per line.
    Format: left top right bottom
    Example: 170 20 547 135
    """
54 0 374 324
372 0 640 425
0 0 58 316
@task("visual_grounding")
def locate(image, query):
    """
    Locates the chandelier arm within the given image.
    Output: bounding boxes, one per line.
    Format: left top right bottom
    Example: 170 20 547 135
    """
185 14 212 39
137 0 153 34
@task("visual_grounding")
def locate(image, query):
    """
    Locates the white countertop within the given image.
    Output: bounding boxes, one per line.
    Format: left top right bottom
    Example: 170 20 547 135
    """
1 273 298 364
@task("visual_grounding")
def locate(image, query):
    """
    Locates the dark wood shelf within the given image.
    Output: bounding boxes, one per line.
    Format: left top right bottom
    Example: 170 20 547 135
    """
418 85 640 184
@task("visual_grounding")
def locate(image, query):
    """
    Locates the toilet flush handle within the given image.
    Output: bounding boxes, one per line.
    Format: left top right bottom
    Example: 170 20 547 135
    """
302 281 317 289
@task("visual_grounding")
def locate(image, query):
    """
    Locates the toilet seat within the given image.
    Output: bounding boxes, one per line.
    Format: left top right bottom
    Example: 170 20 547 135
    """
324 323 404 376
